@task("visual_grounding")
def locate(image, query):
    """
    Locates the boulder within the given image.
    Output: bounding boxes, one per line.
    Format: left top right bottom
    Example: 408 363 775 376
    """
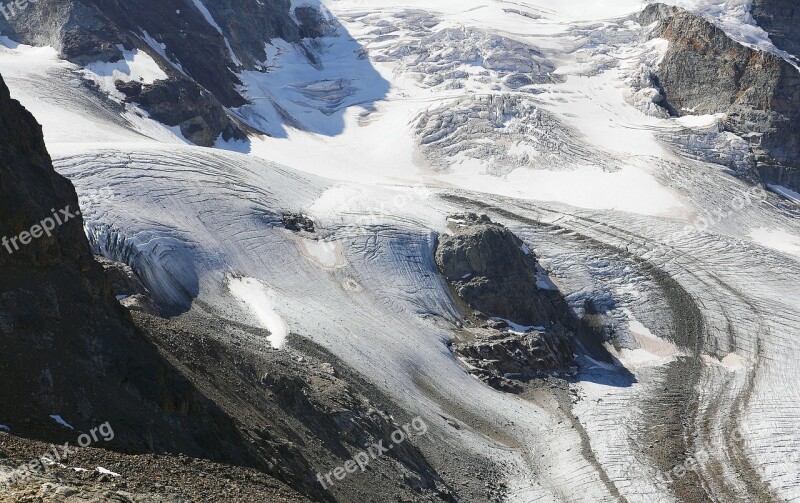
435 213 557 327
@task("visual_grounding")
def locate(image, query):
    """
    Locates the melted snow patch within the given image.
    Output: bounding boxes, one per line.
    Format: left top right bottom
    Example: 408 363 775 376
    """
228 276 290 349
750 227 800 255
298 239 347 269
701 353 749 372
616 309 682 368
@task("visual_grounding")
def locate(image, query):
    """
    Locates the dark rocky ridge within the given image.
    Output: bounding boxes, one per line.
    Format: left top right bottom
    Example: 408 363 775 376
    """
435 214 576 390
0 0 325 145
752 0 800 60
435 213 559 328
0 73 256 464
640 3 800 191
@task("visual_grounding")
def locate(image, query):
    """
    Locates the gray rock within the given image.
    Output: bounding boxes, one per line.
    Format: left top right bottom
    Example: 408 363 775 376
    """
282 212 315 233
752 0 800 59
435 213 557 327
95 256 161 316
454 328 574 392
0 73 258 468
0 0 327 146
640 3 800 191
0 74 455 503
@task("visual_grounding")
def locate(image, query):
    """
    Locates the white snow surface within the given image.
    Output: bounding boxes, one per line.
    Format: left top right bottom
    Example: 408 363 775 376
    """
228 277 291 349
96 467 121 477
83 47 167 100
750 227 800 256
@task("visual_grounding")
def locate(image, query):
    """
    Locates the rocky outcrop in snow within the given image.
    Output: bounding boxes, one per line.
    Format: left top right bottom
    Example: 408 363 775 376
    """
640 3 800 190
453 327 575 392
0 0 326 145
0 74 455 502
436 213 560 327
435 214 576 390
0 74 255 462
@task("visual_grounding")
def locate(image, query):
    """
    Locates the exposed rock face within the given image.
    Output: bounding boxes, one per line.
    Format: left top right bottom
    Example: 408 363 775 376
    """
436 214 575 390
752 0 800 59
435 213 558 327
0 0 324 145
640 3 800 190
95 256 160 316
138 312 454 502
282 212 316 233
0 74 254 463
453 328 574 392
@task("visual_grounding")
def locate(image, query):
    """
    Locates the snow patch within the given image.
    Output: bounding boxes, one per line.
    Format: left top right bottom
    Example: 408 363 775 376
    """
750 227 800 255
675 113 724 128
615 309 682 368
228 276 290 349
701 352 750 372
83 47 167 100
50 415 75 430
96 467 121 477
298 238 346 269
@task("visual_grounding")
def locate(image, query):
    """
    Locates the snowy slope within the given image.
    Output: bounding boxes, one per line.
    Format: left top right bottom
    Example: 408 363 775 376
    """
2 0 800 501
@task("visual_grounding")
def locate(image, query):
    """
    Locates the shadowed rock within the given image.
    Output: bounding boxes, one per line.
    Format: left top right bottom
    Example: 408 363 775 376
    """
435 214 577 390
0 74 257 464
752 0 800 59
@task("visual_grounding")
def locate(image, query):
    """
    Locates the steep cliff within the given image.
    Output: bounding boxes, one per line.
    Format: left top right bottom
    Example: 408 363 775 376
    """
640 3 800 191
0 73 268 467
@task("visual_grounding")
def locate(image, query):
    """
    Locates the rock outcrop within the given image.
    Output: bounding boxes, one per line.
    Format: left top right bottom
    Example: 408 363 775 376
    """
436 214 575 390
640 3 800 191
95 256 160 316
435 213 558 327
0 74 256 463
453 328 574 392
0 76 453 501
752 0 800 59
0 0 326 145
